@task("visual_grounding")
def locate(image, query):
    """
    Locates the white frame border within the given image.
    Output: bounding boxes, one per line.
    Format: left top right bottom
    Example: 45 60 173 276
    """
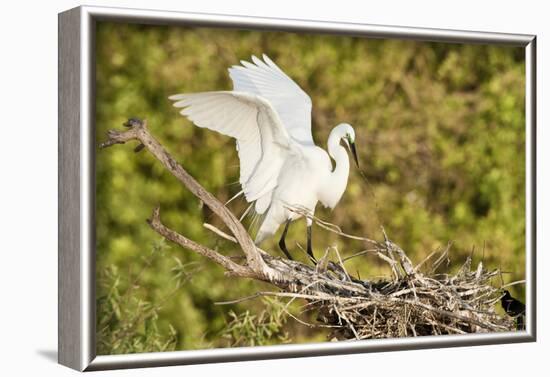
58 5 537 371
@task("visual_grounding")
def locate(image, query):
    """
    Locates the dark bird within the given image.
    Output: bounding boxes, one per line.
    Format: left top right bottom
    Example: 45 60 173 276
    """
500 290 526 330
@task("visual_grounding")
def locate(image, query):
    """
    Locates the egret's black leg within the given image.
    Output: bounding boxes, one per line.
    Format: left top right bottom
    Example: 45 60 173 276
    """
278 220 293 260
306 225 317 264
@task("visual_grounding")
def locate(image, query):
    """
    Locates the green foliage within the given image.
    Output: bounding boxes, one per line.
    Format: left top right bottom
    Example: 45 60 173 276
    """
95 21 526 354
220 298 290 347
96 239 194 354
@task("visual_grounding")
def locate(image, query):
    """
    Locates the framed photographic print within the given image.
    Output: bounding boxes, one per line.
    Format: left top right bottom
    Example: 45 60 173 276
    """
58 5 536 371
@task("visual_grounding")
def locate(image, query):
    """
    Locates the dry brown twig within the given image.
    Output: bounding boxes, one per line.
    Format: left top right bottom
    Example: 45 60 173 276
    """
100 118 519 340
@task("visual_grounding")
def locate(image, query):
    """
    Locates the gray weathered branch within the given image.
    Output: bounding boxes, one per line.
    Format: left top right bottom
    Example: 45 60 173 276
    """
147 206 255 278
100 118 283 282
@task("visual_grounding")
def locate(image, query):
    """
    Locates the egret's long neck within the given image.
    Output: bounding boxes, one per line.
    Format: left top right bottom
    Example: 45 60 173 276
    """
324 133 350 209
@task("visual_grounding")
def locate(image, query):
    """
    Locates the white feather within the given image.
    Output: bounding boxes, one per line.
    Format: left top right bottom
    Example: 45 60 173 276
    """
228 55 314 145
169 91 296 210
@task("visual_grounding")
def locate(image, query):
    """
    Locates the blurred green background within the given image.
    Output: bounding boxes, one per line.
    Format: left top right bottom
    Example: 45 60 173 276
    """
95 21 526 354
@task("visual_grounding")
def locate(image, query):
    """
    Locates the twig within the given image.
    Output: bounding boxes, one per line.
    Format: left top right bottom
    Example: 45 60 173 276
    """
501 280 526 289
203 223 237 243
147 206 255 278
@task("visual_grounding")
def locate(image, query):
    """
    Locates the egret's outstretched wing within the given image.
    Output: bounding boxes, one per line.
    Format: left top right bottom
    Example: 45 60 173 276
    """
228 54 314 145
169 91 294 213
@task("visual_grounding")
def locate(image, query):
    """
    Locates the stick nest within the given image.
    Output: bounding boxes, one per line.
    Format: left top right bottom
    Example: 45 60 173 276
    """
307 242 515 339
209 210 519 340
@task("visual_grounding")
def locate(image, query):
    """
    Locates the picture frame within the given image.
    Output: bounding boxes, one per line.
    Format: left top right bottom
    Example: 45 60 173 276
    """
58 5 537 371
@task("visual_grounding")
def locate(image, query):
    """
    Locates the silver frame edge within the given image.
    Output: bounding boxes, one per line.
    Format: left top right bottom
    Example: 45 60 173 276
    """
58 6 83 371
57 5 537 372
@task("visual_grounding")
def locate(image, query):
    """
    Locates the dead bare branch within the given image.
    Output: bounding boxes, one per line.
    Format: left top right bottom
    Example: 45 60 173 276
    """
100 118 285 282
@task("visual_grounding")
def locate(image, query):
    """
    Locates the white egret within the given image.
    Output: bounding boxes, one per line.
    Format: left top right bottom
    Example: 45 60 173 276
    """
169 54 358 261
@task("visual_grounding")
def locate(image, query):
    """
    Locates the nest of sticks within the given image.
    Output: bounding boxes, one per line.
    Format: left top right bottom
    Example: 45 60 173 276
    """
317 256 515 339
288 218 518 339
213 212 519 340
